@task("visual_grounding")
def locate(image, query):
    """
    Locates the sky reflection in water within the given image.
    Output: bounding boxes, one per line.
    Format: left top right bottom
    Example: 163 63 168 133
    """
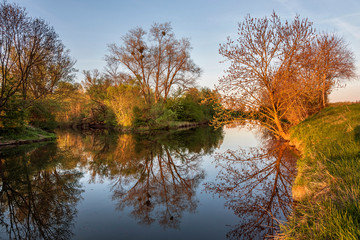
0 125 297 239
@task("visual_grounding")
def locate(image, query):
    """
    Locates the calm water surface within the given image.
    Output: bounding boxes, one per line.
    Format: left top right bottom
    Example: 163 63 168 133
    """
0 125 298 240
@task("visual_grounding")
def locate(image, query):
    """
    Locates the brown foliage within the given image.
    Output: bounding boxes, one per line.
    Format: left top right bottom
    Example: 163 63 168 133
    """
217 12 356 139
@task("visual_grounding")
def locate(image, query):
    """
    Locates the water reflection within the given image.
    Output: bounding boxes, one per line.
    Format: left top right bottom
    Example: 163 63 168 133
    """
205 133 298 239
56 127 224 229
0 143 83 240
0 126 297 239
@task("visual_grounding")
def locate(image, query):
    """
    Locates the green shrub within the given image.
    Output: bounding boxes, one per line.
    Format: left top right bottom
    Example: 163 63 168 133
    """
29 100 58 131
132 87 219 128
166 90 212 122
0 98 26 129
154 108 177 126
132 103 177 128
132 106 149 127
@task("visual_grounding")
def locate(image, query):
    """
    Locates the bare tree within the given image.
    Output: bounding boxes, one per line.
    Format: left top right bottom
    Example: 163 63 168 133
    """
218 13 314 139
0 2 75 112
27 44 76 99
106 22 201 104
104 59 133 86
82 69 105 91
0 2 29 110
302 33 356 108
217 12 356 139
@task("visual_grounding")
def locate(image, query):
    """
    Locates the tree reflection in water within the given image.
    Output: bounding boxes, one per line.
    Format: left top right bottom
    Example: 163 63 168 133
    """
0 143 83 240
110 129 223 228
205 134 298 239
56 127 224 229
111 138 205 228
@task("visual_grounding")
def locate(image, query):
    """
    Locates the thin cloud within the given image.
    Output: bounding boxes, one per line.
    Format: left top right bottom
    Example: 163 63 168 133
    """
329 15 360 40
274 0 301 16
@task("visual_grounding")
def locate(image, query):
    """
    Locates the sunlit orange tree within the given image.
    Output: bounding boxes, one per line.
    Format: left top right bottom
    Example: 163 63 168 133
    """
217 12 355 139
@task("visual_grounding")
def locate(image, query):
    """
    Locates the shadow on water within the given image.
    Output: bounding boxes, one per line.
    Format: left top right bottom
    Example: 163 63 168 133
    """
0 142 83 240
205 133 298 240
55 127 224 229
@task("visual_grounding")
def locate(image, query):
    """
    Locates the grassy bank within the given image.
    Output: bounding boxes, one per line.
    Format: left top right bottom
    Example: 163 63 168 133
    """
0 126 56 147
280 103 360 239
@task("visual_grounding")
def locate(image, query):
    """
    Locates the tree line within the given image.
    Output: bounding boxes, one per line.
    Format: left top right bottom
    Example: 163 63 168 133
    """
0 2 356 138
0 2 216 133
77 22 215 130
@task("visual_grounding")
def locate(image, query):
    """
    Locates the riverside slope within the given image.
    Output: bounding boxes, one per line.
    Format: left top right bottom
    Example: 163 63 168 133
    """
281 103 360 239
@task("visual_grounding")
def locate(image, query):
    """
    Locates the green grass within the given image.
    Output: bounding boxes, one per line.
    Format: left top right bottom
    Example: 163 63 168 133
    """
280 103 360 239
131 121 206 132
0 125 56 143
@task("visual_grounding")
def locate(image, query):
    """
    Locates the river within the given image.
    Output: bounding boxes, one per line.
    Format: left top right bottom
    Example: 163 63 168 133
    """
0 124 297 240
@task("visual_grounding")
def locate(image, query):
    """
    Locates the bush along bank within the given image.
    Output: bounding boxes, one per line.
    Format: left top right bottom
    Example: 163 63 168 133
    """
280 103 360 239
56 87 219 133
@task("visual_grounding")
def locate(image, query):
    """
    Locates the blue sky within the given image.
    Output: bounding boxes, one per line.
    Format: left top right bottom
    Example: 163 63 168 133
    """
10 0 360 101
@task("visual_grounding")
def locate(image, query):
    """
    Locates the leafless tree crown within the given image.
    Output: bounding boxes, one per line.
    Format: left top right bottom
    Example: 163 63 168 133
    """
106 22 201 104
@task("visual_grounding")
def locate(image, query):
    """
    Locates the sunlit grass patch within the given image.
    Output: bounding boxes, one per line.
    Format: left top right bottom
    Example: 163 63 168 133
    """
281 103 360 239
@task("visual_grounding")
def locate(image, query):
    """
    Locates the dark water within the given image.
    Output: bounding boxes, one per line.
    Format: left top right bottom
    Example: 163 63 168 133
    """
0 125 297 240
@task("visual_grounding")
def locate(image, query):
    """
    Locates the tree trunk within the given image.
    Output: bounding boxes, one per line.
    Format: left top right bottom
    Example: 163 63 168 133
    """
322 73 326 108
273 113 289 140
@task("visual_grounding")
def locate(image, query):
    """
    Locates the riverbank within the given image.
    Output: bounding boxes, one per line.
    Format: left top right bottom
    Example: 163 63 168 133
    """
1 121 210 147
281 103 360 239
58 120 210 132
0 126 56 147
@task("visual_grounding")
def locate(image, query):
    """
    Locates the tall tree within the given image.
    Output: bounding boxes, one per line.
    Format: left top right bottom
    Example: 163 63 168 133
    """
218 13 314 138
106 22 201 104
302 33 355 108
217 12 356 139
0 2 75 116
27 44 76 99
